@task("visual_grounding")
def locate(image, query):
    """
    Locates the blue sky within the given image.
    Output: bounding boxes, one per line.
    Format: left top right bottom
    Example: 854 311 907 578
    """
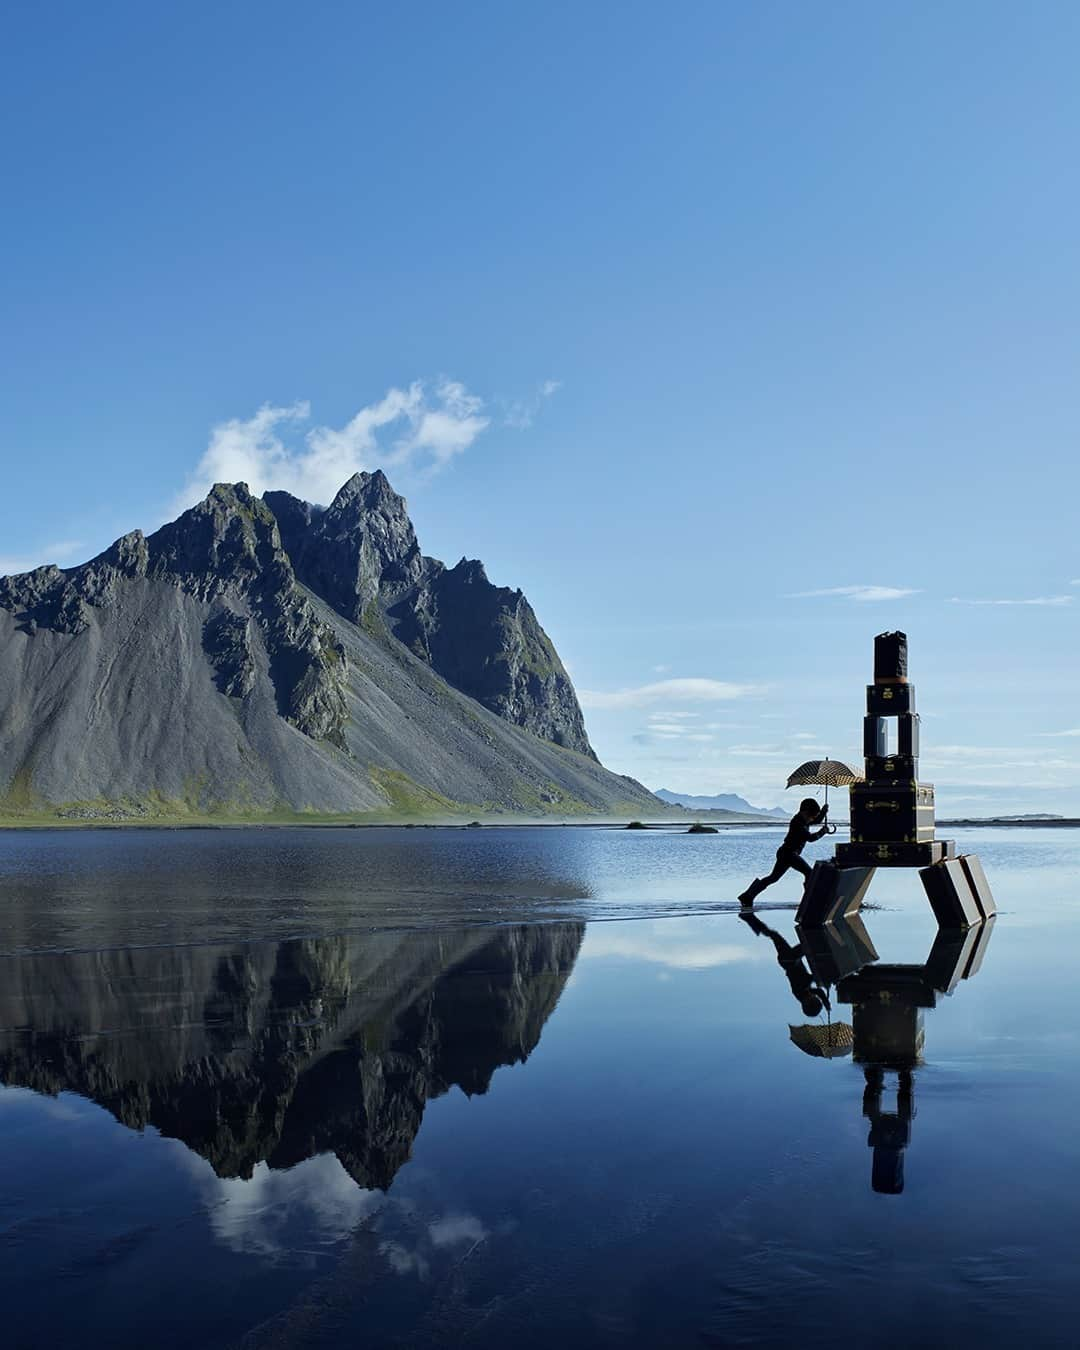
3 2 1079 814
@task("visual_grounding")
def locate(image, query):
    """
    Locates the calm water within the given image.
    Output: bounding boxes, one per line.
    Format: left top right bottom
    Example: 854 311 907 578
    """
1 826 1077 1348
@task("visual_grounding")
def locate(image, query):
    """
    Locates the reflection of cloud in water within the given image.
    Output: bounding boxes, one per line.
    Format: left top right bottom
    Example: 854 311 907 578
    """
0 1086 94 1123
187 1143 493 1276
379 1211 490 1280
429 1212 488 1248
380 1239 429 1278
200 1154 385 1258
579 920 764 970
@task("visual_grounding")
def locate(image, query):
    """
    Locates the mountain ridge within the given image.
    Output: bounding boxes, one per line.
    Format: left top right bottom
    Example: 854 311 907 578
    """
654 788 787 818
0 475 657 820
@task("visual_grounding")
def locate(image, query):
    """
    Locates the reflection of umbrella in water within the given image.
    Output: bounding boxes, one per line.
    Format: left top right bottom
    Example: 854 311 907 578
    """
789 1022 854 1058
786 758 862 808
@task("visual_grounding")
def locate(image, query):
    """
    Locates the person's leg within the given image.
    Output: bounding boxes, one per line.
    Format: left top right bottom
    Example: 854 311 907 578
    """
862 1065 884 1119
791 855 813 887
739 851 791 904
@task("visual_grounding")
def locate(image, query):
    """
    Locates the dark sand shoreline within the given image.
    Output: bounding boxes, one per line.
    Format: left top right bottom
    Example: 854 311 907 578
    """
2 815 1077 832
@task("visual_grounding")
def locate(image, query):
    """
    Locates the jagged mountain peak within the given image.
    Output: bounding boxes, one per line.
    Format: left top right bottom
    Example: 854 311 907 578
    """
207 479 258 505
321 470 414 542
448 557 491 585
179 480 274 536
262 474 594 758
329 467 395 506
148 481 285 579
264 473 421 626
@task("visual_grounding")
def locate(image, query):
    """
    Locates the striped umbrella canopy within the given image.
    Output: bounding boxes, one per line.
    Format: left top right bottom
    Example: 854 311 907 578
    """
789 1022 854 1058
786 758 862 806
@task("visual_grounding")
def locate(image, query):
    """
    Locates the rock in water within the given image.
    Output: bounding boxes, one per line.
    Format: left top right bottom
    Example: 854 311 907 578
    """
0 475 656 817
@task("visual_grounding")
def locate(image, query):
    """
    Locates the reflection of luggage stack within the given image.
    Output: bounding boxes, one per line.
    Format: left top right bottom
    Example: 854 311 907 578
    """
838 632 944 869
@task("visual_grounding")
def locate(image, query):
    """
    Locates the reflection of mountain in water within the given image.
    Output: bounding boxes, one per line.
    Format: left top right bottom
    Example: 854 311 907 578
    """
0 923 582 1189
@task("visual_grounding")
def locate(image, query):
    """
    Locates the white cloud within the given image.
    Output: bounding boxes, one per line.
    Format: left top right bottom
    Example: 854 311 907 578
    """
177 378 491 510
1037 729 1080 738
788 585 920 602
653 663 672 674
637 729 716 743
502 379 561 429
912 742 1080 790
948 595 1073 607
1071 580 1080 587
728 745 792 758
0 538 83 576
578 678 762 709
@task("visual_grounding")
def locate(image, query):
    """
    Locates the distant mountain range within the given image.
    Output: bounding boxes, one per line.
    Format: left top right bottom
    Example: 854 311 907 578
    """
0 472 657 819
654 788 788 818
993 814 1064 821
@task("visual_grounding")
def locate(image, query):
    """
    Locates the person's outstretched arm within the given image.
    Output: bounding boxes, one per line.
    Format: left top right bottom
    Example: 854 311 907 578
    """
808 805 830 840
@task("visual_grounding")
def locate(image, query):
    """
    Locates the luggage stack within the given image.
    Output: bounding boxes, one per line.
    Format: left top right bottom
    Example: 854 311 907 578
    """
797 632 998 927
837 630 951 869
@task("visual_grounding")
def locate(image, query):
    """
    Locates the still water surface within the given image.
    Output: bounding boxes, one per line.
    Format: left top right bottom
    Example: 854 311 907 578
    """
0 826 1077 1348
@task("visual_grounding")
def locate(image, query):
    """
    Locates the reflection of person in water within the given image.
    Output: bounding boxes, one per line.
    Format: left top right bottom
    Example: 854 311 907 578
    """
739 911 831 1017
738 798 830 907
863 1066 915 1195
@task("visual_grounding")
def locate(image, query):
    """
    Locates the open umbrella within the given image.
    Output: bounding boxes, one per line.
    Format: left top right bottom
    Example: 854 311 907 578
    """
788 1021 854 1058
786 758 862 808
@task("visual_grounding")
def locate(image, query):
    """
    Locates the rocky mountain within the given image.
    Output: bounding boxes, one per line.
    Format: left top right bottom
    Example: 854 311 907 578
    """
0 923 583 1187
654 788 787 818
0 473 656 817
265 471 591 755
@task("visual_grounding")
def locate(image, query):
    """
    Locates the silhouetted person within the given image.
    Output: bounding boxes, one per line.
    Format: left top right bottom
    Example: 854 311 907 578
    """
739 911 831 1017
738 798 830 906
